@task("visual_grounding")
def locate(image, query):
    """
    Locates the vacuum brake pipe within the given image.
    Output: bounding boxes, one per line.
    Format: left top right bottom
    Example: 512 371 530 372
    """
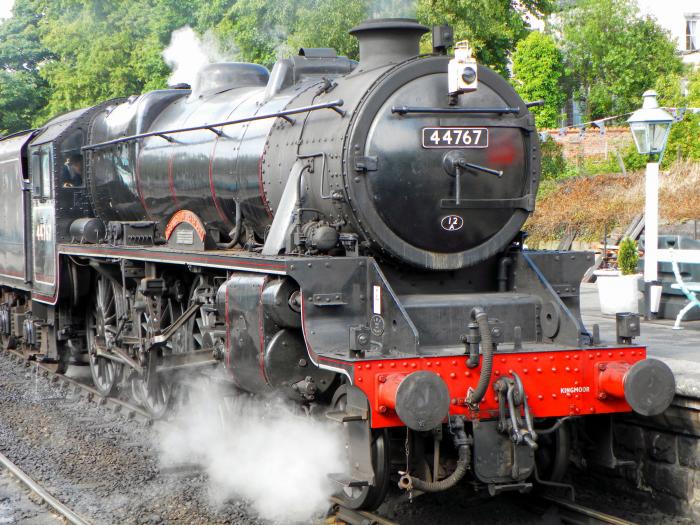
466 307 494 407
398 416 470 493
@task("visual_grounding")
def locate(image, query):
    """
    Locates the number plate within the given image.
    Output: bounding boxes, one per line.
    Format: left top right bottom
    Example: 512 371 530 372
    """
422 127 488 149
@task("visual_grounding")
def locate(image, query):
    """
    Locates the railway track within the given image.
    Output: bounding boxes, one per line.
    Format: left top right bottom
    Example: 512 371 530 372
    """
0 347 150 422
0 448 91 525
327 497 398 525
530 494 639 525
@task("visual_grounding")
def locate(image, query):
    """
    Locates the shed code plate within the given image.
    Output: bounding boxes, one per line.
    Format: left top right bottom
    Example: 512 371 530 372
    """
422 127 488 148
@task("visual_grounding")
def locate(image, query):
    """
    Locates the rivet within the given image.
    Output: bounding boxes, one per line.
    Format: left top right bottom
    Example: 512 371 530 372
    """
465 371 471 377
501 358 506 363
590 407 596 413
608 352 613 357
575 407 581 414
565 366 570 372
378 363 383 368
565 355 570 360
358 377 363 382
517 357 522 362
411 363 417 368
552 393 557 399
596 352 601 357
452 360 457 366
619 352 625 356
574 354 580 360
450 372 456 379
549 356 555 361
365 364 371 369
575 394 580 399
378 405 387 413
403 362 408 367
537 394 544 400
551 367 557 373
378 375 386 383
566 393 571 398
426 362 432 367
390 363 395 368
574 367 579 373
451 399 457 405
537 368 542 374
494 370 501 376
435 362 441 367
523 368 529 374
533 357 539 361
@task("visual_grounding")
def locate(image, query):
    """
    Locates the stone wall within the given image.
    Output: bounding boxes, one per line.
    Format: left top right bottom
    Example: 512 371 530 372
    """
610 399 700 520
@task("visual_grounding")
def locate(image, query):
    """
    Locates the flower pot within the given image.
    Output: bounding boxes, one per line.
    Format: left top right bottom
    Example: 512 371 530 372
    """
594 270 642 315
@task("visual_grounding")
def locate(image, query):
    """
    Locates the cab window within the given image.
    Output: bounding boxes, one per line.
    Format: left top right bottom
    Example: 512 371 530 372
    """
59 128 84 188
31 144 53 199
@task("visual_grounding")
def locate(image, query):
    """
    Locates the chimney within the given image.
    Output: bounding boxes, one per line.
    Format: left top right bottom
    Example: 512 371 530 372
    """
349 18 429 69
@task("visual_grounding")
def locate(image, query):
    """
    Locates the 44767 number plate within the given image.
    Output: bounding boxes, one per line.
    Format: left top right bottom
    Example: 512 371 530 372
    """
422 127 488 148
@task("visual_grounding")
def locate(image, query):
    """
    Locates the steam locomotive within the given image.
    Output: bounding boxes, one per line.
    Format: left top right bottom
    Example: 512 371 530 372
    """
0 18 676 510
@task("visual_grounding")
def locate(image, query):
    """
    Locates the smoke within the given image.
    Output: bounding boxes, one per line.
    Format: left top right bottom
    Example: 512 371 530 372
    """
155 381 345 523
370 0 417 19
162 26 238 87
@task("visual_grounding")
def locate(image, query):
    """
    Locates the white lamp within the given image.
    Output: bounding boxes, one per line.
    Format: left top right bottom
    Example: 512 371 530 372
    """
627 90 674 318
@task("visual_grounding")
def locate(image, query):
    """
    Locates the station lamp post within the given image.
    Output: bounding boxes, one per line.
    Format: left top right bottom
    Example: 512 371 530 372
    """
627 90 674 319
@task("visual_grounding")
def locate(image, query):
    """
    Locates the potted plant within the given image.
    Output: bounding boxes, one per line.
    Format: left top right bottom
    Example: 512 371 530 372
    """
594 237 642 315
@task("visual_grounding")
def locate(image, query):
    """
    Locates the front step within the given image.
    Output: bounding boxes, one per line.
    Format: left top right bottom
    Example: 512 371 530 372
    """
326 409 368 423
328 473 370 488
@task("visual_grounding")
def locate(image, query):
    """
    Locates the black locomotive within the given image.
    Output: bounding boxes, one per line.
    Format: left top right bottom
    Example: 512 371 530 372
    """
0 18 676 510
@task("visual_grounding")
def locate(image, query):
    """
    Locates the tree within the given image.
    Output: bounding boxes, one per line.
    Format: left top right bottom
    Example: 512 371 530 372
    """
37 0 200 117
656 69 700 164
511 31 565 128
417 0 555 76
0 0 51 133
557 0 682 120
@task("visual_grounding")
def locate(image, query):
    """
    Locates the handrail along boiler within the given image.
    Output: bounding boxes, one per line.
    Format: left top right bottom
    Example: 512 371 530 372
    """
0 18 676 509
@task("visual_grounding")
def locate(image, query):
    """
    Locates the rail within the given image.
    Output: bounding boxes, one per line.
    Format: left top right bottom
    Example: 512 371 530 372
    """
328 497 398 525
0 449 92 525
1 347 150 422
533 495 639 525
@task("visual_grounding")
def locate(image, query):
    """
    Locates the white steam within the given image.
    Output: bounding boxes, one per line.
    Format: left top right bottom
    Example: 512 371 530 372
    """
371 0 417 19
156 382 345 523
162 26 238 87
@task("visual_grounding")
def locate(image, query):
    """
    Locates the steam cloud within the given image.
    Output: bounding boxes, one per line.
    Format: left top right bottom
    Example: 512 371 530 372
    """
155 382 345 523
162 26 238 88
371 0 417 19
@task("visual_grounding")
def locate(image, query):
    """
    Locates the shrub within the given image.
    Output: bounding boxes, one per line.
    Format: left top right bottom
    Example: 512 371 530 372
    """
540 136 567 180
618 237 639 275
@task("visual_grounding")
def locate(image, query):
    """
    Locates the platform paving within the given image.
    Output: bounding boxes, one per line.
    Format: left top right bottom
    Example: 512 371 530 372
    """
580 283 700 398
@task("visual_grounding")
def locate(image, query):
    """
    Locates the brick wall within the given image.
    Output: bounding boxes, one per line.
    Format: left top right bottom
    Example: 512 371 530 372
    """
542 127 634 162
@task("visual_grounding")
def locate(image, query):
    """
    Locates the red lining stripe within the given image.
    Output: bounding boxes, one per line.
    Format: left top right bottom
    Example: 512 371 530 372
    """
58 245 285 270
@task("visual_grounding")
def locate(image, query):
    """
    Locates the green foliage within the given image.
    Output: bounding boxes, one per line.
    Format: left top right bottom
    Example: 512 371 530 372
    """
617 237 639 275
0 0 51 132
557 0 683 120
417 0 555 76
36 0 199 117
511 31 565 128
540 135 567 180
656 69 700 165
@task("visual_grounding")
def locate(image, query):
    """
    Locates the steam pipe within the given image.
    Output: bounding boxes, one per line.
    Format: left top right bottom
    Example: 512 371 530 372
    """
497 256 512 292
217 200 242 249
466 307 494 407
